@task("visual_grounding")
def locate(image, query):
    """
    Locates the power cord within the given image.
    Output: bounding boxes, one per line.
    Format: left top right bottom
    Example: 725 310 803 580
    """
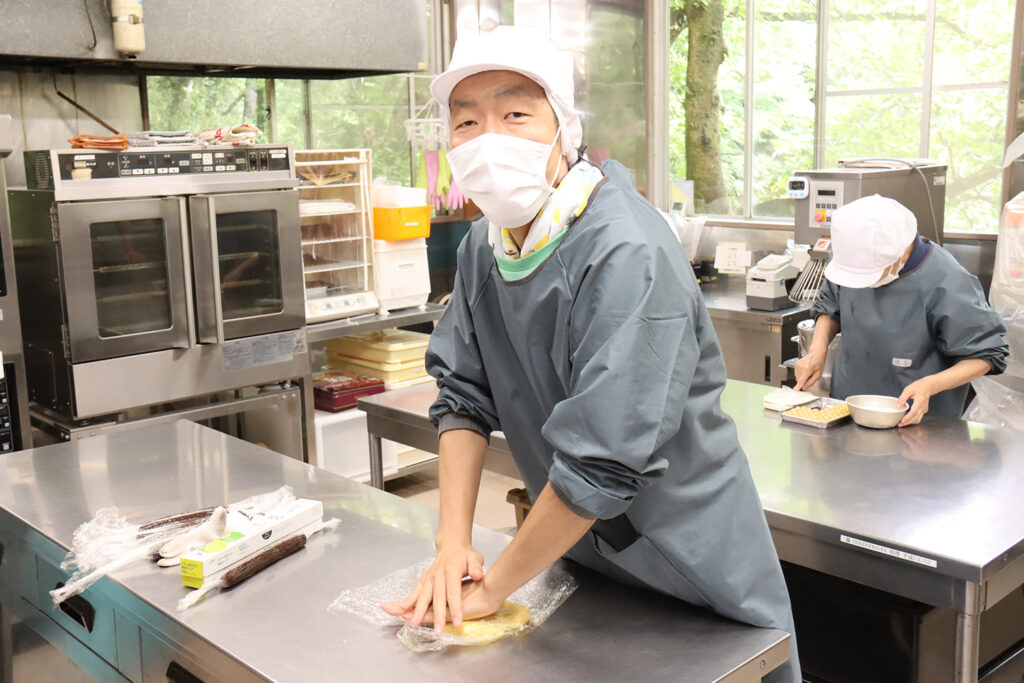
837 157 942 243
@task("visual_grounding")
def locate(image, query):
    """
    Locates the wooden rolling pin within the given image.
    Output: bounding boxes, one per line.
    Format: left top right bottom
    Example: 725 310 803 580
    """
222 534 307 589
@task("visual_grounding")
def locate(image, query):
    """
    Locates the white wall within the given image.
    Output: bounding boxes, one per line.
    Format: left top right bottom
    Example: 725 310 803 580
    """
0 69 142 186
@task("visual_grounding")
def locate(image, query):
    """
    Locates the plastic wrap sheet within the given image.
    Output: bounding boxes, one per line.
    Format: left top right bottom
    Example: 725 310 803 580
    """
328 558 578 652
968 193 1024 428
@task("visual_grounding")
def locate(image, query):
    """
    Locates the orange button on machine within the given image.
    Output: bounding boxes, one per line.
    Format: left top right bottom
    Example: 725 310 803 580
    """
814 209 826 222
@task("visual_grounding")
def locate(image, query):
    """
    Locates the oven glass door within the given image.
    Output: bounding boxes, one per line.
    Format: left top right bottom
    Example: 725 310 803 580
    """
189 190 303 342
56 198 191 362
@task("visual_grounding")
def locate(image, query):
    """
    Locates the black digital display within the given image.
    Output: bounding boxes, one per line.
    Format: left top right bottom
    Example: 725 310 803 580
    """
818 189 836 196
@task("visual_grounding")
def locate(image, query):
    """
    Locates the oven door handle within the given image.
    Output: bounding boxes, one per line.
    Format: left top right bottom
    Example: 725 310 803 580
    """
176 197 198 348
189 195 225 344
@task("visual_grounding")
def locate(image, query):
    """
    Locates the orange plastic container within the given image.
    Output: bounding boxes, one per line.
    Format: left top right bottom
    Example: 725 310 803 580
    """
373 206 431 240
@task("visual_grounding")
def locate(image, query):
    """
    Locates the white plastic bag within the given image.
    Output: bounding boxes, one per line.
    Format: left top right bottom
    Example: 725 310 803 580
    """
966 192 1024 428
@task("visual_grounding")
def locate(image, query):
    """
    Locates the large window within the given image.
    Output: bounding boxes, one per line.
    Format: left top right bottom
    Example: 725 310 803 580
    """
145 74 418 187
146 77 270 137
669 0 1014 232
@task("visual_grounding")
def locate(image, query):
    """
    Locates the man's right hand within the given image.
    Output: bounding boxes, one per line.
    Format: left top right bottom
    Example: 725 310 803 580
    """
380 544 486 632
793 349 826 391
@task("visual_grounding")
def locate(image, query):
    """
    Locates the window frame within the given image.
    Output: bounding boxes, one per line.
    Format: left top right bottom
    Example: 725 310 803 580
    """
661 0 1015 236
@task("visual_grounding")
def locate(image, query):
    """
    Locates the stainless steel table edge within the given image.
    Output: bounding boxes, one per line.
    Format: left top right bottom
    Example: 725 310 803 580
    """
718 635 792 683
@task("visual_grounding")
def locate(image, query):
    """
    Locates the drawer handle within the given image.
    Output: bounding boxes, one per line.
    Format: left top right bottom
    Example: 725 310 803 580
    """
53 581 95 633
166 660 206 683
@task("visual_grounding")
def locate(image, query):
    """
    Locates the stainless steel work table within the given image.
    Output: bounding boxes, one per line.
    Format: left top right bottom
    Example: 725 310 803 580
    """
359 380 1024 682
0 420 789 682
700 277 811 386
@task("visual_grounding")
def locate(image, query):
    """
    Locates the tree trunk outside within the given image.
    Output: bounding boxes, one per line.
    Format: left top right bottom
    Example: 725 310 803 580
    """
243 81 258 124
685 0 728 213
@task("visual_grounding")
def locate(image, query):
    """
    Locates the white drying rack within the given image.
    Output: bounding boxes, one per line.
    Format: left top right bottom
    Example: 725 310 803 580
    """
404 99 448 151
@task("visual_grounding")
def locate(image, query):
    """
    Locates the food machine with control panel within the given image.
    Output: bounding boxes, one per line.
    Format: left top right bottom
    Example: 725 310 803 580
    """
789 161 947 246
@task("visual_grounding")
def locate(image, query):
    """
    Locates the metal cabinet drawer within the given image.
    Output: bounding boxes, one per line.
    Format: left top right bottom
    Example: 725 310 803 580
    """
140 628 218 683
0 529 36 599
35 552 120 666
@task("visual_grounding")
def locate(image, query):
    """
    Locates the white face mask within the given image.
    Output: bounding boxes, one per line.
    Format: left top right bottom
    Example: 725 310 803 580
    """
446 128 561 228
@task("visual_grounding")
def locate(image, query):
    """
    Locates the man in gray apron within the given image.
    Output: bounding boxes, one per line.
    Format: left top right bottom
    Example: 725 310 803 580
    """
382 26 800 683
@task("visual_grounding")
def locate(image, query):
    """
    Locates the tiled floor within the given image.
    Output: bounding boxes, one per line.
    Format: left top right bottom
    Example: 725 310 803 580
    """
386 460 524 535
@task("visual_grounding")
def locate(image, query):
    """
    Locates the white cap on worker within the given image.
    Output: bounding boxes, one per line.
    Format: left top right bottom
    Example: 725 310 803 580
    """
429 26 583 163
823 194 918 288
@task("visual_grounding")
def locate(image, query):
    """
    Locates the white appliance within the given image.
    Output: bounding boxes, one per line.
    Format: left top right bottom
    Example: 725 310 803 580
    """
746 253 801 311
373 238 431 313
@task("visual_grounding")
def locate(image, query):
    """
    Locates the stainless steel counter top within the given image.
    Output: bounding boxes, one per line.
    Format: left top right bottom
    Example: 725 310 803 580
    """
0 421 788 682
726 382 1024 589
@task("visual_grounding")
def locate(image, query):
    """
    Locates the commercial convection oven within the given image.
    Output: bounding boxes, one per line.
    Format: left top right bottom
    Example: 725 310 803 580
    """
8 145 311 457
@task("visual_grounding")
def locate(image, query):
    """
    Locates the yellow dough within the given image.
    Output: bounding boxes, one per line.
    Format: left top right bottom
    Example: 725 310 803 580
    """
442 601 531 643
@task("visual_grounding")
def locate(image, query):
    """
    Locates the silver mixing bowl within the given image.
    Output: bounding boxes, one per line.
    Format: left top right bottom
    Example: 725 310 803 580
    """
846 395 909 429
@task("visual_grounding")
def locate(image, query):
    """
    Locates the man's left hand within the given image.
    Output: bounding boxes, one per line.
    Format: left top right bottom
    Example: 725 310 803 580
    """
897 378 934 426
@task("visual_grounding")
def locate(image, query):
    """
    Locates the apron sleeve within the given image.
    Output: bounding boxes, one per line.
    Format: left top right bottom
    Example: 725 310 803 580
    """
542 237 699 520
425 263 500 436
926 265 1009 375
809 278 841 324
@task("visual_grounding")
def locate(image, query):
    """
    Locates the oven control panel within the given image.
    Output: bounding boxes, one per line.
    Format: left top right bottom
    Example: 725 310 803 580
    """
51 146 292 182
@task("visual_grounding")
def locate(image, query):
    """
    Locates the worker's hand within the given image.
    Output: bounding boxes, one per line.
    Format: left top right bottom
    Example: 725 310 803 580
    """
793 349 826 391
896 377 934 427
388 578 504 628
380 545 485 633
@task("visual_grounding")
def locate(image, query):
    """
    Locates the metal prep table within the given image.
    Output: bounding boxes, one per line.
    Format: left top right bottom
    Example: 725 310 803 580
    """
359 380 1024 682
0 420 789 682
700 277 811 386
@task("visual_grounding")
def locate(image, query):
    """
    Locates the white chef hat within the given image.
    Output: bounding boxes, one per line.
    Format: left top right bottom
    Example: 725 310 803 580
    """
824 194 918 288
429 26 584 164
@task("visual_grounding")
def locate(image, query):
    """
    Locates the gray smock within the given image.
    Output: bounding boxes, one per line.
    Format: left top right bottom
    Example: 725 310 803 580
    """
811 242 1008 418
426 160 800 682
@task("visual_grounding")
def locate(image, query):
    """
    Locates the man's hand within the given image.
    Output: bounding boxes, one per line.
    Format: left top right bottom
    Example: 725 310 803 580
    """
793 349 826 391
384 575 505 628
897 377 934 426
380 544 487 633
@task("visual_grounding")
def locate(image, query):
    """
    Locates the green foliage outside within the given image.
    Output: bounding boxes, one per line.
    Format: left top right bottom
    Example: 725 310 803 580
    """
148 74 415 186
146 77 269 138
308 76 413 185
669 0 1013 231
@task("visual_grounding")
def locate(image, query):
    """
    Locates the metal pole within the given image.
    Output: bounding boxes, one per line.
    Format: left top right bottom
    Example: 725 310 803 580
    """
813 0 829 168
953 581 981 683
1002 0 1024 206
743 0 755 217
920 0 937 159
645 0 669 210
